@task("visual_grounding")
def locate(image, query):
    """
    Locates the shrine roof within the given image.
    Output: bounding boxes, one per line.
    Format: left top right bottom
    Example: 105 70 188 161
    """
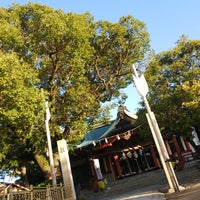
76 106 138 149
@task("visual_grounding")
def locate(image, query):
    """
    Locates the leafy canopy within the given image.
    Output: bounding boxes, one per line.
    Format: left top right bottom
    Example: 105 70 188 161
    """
141 36 200 138
0 2 150 183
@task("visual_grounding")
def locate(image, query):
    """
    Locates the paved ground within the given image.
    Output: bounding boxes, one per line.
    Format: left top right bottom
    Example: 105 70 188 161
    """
98 185 166 200
165 183 200 200
79 160 200 200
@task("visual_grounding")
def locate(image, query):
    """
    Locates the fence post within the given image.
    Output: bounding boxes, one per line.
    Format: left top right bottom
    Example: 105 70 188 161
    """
60 183 64 200
9 185 13 200
2 185 6 200
30 185 33 200
46 184 51 200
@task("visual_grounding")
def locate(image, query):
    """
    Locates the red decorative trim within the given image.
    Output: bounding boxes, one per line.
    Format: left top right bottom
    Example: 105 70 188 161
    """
99 137 117 149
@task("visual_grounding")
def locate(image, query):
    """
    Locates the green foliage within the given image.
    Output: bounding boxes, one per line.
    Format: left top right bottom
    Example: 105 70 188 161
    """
89 15 150 102
142 36 200 138
0 2 150 184
134 106 153 143
0 51 44 169
89 103 115 125
182 80 200 108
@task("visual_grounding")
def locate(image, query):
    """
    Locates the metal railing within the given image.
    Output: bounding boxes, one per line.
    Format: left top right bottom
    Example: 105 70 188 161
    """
0 184 73 200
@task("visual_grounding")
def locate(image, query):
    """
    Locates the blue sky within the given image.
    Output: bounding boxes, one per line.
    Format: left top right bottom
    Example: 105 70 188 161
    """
1 0 200 117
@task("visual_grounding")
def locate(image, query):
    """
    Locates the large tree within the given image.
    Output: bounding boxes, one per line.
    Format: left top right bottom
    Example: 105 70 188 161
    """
139 36 200 140
0 50 45 184
0 3 150 184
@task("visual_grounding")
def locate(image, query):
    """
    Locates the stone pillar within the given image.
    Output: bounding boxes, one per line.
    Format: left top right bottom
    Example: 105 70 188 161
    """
57 139 76 200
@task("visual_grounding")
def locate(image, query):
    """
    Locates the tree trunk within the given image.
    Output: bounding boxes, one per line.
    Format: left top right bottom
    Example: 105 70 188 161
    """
21 165 29 187
34 154 51 181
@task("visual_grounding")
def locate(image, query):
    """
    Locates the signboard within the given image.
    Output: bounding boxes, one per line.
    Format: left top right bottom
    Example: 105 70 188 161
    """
57 139 76 200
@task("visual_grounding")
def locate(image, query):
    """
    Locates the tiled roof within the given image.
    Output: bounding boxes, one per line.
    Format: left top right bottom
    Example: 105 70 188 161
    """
76 106 138 149
84 124 111 141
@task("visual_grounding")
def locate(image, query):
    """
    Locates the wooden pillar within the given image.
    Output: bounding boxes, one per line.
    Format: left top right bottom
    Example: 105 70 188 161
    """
108 156 117 181
90 159 95 176
113 154 123 178
172 136 181 159
103 157 108 173
149 144 160 168
172 136 185 170
188 143 195 153
184 140 191 151
180 136 187 151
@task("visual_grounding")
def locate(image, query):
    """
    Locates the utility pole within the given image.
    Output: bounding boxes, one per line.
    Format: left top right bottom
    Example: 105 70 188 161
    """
132 64 183 193
45 101 57 186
